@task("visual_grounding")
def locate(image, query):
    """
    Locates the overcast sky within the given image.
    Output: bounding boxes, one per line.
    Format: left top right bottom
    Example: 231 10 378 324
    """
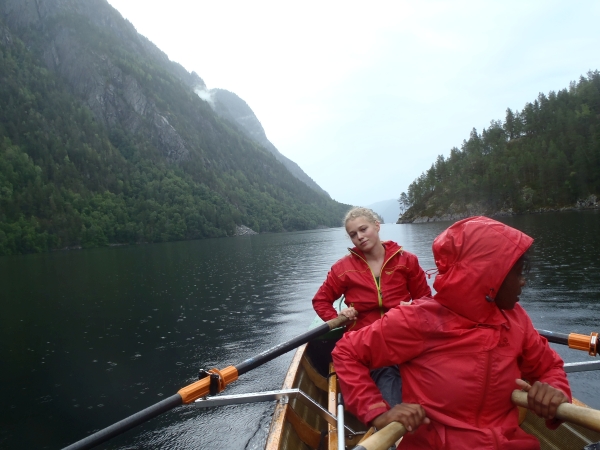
107 0 599 207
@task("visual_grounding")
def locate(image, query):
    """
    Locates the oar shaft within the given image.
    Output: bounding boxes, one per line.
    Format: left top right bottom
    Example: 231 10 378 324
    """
62 394 182 450
512 390 600 433
177 315 348 404
537 329 569 345
63 315 348 450
537 329 598 356
237 316 346 376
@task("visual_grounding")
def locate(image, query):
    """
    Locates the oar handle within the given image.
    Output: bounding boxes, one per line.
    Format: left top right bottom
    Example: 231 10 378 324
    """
351 422 406 450
537 329 598 356
512 390 600 433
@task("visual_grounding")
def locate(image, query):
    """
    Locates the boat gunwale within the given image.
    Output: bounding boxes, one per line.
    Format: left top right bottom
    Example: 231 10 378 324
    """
264 344 307 450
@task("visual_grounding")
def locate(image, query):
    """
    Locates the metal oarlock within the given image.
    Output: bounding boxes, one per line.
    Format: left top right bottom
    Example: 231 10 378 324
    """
198 369 221 396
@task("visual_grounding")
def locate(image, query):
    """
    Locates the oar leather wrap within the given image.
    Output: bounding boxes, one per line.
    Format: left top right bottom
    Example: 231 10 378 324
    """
568 332 598 356
177 366 239 403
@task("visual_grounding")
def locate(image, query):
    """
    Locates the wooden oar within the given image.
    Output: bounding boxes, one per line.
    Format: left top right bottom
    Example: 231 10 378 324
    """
62 315 348 450
353 391 600 450
351 422 406 450
512 390 600 432
537 329 598 356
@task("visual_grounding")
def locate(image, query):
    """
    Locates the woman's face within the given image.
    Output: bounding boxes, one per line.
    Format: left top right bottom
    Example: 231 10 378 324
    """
345 217 381 253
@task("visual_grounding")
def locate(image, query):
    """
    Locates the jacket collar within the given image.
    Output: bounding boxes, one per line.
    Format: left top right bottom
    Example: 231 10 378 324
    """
348 240 403 261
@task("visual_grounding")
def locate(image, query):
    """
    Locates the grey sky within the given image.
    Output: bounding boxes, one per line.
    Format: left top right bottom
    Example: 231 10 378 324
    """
107 0 600 206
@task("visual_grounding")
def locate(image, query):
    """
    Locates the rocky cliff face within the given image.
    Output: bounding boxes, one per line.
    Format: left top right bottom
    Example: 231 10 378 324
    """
0 0 204 162
1 0 201 86
0 0 331 196
209 88 331 198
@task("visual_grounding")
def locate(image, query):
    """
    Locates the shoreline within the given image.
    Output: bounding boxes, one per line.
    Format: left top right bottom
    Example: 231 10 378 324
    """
397 203 600 224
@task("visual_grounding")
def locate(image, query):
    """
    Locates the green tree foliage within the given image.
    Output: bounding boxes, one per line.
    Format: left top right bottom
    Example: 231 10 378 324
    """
398 192 410 216
0 18 349 255
402 72 600 218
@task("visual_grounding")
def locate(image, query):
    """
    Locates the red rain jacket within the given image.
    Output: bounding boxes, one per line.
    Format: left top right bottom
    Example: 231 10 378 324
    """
312 241 431 331
332 217 571 449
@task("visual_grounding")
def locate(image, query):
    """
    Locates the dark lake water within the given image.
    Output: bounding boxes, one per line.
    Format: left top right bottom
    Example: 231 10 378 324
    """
1 211 599 449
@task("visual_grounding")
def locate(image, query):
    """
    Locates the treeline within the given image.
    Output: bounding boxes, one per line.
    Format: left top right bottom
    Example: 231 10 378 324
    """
0 18 348 255
400 71 600 218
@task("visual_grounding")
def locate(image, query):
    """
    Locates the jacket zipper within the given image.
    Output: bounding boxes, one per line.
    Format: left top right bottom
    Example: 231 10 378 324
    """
476 347 500 447
349 248 402 315
481 326 502 449
476 350 490 429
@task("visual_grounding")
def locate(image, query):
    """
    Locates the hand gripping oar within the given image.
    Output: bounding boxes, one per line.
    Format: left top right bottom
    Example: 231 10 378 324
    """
512 390 600 433
537 329 598 356
351 391 600 450
351 422 407 450
62 315 348 450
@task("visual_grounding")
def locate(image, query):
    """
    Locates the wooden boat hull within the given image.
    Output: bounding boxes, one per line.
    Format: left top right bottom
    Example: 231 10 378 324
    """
265 329 369 450
266 331 600 450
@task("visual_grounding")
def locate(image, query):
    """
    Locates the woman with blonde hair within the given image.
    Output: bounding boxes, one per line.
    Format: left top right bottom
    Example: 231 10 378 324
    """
312 206 431 408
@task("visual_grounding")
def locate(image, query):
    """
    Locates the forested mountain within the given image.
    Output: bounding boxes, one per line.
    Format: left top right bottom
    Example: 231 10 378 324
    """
399 72 600 222
0 0 349 255
208 88 331 198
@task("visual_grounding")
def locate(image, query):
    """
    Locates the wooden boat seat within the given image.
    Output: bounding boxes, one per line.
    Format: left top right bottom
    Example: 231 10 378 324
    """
301 356 328 392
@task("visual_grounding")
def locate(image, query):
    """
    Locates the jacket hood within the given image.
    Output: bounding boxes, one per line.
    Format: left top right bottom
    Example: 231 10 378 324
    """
432 216 533 324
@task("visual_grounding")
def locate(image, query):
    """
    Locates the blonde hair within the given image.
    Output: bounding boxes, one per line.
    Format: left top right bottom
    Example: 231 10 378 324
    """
343 207 380 226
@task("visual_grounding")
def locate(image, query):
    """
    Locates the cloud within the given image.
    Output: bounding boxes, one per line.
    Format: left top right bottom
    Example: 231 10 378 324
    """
194 87 215 107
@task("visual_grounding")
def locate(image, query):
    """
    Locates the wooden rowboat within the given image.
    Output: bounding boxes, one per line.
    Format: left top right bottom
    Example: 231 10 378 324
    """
265 324 600 450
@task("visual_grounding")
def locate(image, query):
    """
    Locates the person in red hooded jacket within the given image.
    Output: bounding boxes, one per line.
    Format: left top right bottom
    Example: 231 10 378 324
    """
332 216 571 450
312 206 431 409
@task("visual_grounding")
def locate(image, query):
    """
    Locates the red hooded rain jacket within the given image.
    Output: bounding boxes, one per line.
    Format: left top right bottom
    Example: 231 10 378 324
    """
332 217 571 449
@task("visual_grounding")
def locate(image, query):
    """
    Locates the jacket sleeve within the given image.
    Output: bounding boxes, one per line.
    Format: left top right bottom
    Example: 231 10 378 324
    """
332 307 423 425
518 310 572 429
406 252 432 300
312 266 345 322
